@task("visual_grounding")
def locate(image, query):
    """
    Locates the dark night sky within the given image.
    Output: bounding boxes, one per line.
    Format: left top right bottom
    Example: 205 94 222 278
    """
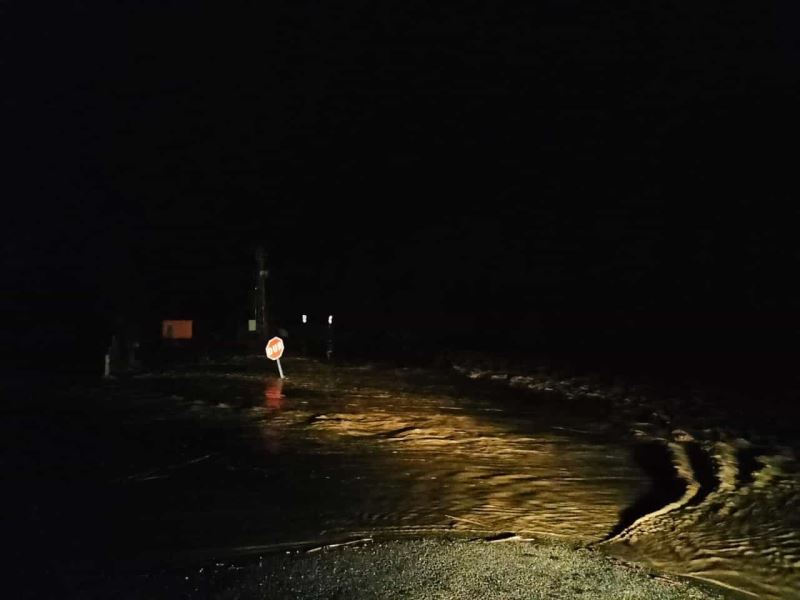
5 1 800 368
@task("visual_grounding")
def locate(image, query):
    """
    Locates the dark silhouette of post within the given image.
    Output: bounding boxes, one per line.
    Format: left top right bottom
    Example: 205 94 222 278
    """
256 246 269 336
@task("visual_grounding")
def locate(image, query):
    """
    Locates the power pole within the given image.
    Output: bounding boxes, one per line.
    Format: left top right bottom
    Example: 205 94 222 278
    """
255 246 269 336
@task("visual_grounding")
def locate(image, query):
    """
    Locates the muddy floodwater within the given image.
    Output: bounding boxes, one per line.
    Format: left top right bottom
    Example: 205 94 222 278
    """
8 357 800 598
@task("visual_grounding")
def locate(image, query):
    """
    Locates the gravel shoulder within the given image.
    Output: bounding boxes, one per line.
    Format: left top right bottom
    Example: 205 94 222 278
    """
105 538 728 599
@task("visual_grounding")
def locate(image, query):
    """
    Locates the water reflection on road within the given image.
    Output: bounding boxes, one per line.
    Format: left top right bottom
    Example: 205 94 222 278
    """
250 364 641 543
98 358 800 599
263 377 284 411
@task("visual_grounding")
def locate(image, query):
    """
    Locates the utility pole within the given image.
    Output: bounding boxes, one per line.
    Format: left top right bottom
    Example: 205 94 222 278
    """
255 246 269 336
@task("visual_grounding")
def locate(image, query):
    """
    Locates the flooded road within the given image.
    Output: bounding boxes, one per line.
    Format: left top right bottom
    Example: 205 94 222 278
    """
8 357 800 598
599 439 800 599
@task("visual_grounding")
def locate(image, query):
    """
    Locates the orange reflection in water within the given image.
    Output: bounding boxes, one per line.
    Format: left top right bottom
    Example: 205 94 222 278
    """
264 377 284 410
260 377 286 453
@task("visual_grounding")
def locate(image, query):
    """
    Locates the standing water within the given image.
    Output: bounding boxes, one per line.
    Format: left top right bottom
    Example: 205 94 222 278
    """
8 357 799 598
